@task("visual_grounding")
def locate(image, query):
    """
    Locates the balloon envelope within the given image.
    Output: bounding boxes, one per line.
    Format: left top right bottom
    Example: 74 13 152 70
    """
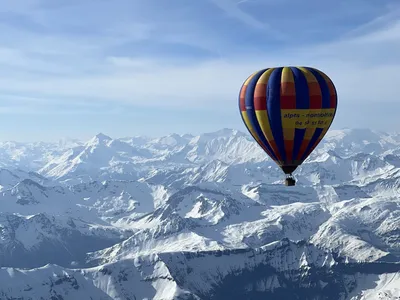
239 66 337 174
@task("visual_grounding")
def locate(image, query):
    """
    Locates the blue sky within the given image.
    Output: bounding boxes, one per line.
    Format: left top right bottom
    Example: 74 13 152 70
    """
0 0 399 141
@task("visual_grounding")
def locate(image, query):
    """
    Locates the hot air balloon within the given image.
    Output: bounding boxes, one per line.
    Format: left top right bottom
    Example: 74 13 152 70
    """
238 66 337 186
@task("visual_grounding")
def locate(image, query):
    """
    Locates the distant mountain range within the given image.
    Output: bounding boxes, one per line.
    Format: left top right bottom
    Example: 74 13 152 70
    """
0 128 398 299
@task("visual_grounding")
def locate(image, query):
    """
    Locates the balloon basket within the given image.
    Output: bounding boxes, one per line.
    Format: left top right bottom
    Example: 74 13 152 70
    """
284 175 296 186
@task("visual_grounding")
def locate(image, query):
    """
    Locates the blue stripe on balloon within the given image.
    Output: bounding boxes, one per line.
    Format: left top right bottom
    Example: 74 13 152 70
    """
244 69 280 162
290 67 309 164
290 67 309 109
266 67 286 162
301 127 323 161
292 128 306 164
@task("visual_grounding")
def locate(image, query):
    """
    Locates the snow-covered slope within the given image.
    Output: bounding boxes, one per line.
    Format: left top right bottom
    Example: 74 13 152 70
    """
0 127 399 299
39 133 147 184
1 241 399 300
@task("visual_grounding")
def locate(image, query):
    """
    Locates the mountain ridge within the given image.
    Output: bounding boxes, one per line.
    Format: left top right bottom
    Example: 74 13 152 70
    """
0 127 398 299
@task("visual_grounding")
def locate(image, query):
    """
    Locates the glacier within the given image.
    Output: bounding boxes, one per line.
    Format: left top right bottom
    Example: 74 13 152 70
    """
0 128 398 299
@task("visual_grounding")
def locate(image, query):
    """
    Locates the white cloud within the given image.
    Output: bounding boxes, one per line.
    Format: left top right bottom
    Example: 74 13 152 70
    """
0 0 398 113
207 0 287 41
342 4 400 39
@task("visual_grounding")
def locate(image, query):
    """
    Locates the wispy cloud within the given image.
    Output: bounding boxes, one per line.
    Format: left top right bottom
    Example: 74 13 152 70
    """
1 16 398 107
208 0 266 29
341 3 400 39
0 0 399 139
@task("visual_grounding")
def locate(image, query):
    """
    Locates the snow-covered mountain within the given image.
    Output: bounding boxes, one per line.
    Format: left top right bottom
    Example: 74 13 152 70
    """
0 127 399 299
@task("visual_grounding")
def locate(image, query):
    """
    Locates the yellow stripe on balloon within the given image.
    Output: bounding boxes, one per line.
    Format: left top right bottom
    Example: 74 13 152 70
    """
243 70 261 86
255 110 274 141
257 68 275 84
254 68 274 141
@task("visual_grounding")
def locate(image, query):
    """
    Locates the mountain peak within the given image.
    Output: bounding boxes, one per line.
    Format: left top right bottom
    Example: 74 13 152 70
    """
86 133 112 146
94 133 112 141
207 128 243 137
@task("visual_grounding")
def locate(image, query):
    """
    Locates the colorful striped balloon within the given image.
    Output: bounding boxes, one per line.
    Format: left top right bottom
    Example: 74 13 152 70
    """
238 66 338 184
